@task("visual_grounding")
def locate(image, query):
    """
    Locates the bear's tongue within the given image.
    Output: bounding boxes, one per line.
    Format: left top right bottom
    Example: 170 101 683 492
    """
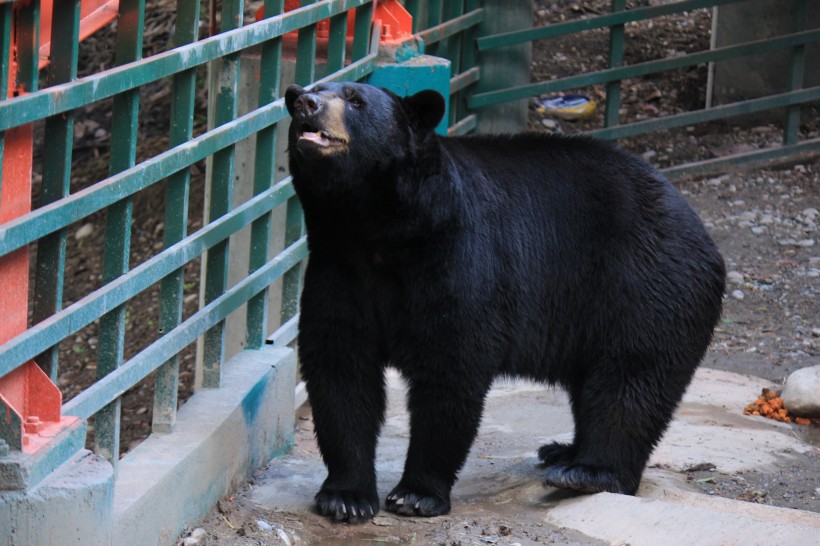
300 131 331 147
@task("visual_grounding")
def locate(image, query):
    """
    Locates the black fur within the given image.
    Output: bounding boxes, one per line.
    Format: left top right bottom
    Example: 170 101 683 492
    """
285 82 725 522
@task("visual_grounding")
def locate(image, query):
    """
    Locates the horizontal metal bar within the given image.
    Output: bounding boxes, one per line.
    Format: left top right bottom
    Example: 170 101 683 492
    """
477 0 750 51
416 8 483 47
450 66 480 95
0 52 375 259
266 314 300 347
469 28 820 109
448 114 477 136
63 236 309 419
661 136 820 179
587 86 820 140
0 0 371 132
0 178 296 378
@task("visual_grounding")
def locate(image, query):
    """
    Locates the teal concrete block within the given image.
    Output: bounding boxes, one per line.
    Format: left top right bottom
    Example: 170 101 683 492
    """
0 450 114 546
0 417 87 491
367 55 452 136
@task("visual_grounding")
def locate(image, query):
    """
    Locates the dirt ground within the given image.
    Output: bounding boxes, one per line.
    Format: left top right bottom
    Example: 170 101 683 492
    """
26 0 818 542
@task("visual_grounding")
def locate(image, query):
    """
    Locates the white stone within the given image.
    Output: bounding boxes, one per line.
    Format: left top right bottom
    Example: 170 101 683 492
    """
751 226 766 235
731 289 744 300
781 365 820 417
796 239 815 247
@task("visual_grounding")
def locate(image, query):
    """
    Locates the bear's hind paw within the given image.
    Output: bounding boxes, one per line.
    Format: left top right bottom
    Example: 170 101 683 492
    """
542 463 635 495
315 490 378 523
385 486 450 517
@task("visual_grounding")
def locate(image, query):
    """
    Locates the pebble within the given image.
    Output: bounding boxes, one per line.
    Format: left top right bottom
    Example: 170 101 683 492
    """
641 150 657 160
726 271 744 285
540 118 558 129
257 519 274 533
797 239 815 247
751 226 766 235
731 289 745 300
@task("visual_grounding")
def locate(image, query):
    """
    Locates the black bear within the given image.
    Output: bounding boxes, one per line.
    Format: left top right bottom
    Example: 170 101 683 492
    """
284 82 725 523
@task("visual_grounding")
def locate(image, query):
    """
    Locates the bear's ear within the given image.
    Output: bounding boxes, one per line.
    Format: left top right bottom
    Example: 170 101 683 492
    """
401 89 445 133
285 84 306 116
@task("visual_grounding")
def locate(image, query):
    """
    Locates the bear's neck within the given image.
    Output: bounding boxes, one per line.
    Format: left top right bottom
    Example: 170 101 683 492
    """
296 155 461 253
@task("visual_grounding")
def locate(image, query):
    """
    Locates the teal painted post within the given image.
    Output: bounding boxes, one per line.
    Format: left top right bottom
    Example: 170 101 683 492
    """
152 0 201 434
32 0 81 383
202 0 244 388
246 0 284 350
367 55 452 136
454 0 481 127
785 0 806 145
97 0 145 467
605 0 626 129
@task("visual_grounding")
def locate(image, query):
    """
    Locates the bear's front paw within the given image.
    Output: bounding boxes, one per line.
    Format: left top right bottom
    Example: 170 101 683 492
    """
385 485 451 517
542 462 636 495
315 489 379 523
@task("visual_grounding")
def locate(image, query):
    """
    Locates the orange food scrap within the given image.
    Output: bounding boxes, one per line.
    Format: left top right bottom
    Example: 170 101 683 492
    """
742 388 818 425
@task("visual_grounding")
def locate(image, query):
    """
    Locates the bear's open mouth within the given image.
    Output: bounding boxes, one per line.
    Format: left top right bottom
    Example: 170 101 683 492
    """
298 123 346 148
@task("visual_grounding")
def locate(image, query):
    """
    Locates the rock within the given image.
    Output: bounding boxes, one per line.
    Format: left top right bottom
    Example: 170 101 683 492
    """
74 223 94 240
726 271 744 285
641 150 657 161
796 239 815 247
731 289 744 300
781 365 820 417
257 519 273 534
540 118 558 129
751 226 766 235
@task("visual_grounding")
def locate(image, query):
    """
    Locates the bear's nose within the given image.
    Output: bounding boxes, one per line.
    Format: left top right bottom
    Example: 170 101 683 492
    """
294 93 321 116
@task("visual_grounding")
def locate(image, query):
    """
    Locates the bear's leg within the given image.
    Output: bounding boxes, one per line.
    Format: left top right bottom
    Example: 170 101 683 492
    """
542 360 685 495
299 262 385 523
386 374 492 517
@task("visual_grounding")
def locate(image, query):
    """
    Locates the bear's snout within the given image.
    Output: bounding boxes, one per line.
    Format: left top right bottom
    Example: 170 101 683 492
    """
293 93 321 117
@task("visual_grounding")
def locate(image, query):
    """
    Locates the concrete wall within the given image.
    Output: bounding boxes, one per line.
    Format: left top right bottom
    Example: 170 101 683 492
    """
474 0 532 133
711 0 820 104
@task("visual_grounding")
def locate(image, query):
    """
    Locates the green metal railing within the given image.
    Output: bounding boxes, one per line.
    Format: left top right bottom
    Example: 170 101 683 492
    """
0 0 379 468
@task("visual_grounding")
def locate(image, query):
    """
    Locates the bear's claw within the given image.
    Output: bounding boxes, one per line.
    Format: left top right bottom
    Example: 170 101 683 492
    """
315 490 378 523
385 486 450 517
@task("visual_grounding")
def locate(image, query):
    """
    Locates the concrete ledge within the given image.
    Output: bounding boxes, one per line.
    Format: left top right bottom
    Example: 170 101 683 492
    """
545 489 820 546
113 346 296 546
0 450 113 546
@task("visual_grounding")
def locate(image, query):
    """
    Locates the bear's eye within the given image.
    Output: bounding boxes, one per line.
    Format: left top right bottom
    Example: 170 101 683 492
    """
349 96 365 108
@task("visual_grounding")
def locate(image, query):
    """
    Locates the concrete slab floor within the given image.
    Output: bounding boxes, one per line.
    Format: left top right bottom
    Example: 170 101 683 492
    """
195 368 820 545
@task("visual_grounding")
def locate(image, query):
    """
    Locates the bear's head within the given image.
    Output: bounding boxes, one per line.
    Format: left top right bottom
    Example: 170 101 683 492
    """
285 82 445 195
